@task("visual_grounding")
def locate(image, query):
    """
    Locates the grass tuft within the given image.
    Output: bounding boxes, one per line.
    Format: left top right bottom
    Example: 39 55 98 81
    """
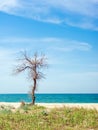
0 105 98 130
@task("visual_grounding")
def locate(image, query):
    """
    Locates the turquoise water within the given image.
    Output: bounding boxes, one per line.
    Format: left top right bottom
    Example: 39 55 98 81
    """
0 94 98 103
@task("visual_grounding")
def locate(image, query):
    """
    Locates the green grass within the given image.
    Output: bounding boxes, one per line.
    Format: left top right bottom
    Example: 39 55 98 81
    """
0 105 98 130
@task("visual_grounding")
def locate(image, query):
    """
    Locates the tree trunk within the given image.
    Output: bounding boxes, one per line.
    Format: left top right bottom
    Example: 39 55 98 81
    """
31 78 36 105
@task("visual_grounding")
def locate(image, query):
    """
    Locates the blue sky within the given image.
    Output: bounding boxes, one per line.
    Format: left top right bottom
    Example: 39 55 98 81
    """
0 0 98 93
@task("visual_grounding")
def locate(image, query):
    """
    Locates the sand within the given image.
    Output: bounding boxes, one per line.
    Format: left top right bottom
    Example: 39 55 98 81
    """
0 102 21 109
37 103 98 110
0 102 98 110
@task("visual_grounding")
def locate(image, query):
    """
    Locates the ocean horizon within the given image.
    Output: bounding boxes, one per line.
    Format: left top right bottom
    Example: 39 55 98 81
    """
0 93 98 103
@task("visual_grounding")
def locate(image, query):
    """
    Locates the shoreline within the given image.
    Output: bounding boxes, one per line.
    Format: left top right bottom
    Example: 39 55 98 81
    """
0 102 98 110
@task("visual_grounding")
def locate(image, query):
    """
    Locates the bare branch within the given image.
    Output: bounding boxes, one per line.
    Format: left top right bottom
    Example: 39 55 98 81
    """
23 51 34 66
13 65 32 75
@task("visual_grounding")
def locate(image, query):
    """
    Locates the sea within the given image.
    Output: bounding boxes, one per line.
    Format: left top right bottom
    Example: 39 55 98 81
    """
0 94 98 103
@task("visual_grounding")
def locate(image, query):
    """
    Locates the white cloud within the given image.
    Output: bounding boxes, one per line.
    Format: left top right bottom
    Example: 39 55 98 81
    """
0 37 92 52
0 0 19 12
0 37 92 72
0 0 98 30
65 18 98 31
0 37 61 44
52 39 92 51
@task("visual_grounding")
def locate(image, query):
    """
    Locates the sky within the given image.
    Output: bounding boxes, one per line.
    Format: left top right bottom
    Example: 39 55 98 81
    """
0 0 98 93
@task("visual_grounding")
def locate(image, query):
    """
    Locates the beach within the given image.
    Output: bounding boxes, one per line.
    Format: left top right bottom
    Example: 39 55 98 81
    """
0 102 98 110
38 103 98 110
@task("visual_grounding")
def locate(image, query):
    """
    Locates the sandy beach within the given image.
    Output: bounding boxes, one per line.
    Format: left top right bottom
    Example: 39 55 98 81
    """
0 102 98 110
38 103 98 110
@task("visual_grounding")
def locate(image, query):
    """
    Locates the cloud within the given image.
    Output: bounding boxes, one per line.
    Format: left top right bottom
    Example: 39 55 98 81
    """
65 18 98 31
0 37 92 70
54 40 92 51
0 37 62 44
0 37 92 52
0 0 98 30
0 0 19 12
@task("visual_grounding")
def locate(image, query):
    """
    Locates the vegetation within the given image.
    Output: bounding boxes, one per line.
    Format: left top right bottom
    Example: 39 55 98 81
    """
0 105 98 130
13 51 48 105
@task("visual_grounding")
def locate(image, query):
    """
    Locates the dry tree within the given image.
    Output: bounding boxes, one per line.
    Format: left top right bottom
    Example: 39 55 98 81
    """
13 51 48 105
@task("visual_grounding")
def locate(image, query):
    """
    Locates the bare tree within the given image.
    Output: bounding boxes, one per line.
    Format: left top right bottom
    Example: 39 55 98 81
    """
13 51 48 105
